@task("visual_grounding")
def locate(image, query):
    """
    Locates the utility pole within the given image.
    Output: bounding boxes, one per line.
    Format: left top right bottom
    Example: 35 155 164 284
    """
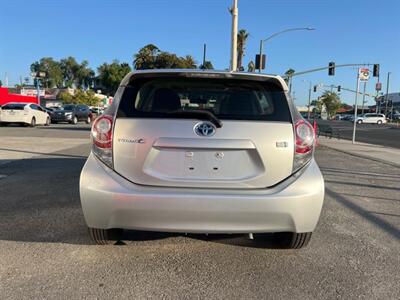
258 40 263 73
384 72 391 117
307 81 312 120
352 70 361 144
229 0 238 71
202 43 207 67
361 81 367 115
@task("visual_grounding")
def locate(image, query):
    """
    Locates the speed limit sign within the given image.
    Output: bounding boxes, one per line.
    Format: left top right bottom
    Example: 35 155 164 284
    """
359 68 370 81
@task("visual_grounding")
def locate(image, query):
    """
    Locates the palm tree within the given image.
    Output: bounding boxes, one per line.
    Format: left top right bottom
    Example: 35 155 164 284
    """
237 29 250 71
182 55 197 69
133 44 160 69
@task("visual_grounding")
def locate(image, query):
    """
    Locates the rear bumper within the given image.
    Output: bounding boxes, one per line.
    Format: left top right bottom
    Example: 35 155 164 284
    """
0 115 30 123
80 154 325 233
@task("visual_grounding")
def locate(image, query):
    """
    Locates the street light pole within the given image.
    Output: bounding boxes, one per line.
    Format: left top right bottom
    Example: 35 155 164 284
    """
361 81 367 115
384 72 391 116
352 70 360 144
258 27 315 73
307 81 312 120
230 0 238 71
258 40 263 73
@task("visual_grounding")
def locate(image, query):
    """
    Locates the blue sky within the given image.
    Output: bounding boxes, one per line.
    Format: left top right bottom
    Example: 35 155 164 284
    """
1 0 399 105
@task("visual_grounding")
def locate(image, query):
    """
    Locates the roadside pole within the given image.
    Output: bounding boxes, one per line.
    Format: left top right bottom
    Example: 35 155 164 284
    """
352 70 361 144
361 81 367 115
230 0 238 71
384 72 391 116
307 81 312 119
36 78 40 105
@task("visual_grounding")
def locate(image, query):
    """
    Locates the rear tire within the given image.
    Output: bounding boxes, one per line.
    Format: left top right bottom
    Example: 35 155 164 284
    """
275 232 312 249
85 116 91 124
30 117 36 127
377 120 382 125
88 227 123 245
357 120 362 124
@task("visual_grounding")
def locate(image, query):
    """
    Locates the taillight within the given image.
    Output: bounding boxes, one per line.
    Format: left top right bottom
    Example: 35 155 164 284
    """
293 119 314 172
91 115 113 168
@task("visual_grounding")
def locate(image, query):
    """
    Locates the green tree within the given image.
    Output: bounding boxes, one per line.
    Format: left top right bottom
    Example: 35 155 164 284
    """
180 55 197 69
134 45 198 70
318 91 341 118
59 91 74 104
59 89 99 106
133 44 160 69
97 60 131 95
199 61 214 70
237 29 250 71
30 57 63 88
59 57 94 88
76 60 95 89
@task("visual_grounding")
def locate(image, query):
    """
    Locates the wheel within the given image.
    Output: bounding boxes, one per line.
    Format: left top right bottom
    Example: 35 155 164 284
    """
377 120 382 125
88 227 123 245
45 117 50 126
357 120 362 124
30 117 36 127
275 232 313 249
70 116 78 125
85 116 91 124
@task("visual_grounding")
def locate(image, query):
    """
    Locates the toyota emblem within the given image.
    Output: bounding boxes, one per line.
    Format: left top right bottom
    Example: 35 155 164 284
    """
194 122 216 137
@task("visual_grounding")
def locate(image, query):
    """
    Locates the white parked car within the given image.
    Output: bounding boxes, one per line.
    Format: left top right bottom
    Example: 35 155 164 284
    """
0 102 50 127
355 113 387 124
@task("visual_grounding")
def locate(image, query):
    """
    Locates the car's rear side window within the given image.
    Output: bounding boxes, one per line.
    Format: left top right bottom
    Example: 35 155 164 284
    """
117 77 291 122
2 103 26 110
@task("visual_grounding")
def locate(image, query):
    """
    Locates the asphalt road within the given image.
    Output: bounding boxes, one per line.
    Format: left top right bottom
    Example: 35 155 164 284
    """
317 120 400 149
0 125 399 299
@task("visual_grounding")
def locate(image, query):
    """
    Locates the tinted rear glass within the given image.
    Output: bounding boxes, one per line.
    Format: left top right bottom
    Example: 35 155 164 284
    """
118 77 291 122
1 103 26 110
63 105 75 111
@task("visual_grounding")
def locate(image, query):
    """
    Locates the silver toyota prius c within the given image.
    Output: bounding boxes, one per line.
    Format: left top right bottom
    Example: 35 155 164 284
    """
80 70 324 248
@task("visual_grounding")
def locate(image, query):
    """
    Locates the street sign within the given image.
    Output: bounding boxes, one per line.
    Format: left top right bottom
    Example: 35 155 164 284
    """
255 54 266 70
375 82 382 91
359 68 370 81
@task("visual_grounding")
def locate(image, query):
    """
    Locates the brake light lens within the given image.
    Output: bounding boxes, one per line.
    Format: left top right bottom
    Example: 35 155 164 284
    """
293 119 314 172
91 115 113 168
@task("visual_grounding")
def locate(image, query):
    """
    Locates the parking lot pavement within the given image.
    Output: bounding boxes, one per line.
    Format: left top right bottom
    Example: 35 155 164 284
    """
0 127 399 299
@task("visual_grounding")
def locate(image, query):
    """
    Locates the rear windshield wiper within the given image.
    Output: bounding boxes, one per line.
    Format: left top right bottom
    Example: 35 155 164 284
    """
167 109 223 128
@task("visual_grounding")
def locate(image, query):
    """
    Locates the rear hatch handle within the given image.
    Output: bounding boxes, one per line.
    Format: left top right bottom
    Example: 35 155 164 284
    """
167 109 223 128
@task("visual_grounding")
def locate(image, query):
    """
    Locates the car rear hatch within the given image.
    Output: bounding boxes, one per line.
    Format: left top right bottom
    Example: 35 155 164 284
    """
112 73 294 189
0 103 26 121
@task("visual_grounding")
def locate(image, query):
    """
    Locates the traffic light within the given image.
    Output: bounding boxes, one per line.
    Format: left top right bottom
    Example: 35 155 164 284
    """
337 85 341 92
373 64 380 77
313 85 317 92
328 62 335 76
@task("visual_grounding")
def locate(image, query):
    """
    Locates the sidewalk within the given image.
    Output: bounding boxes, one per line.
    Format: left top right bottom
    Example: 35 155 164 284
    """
317 136 400 168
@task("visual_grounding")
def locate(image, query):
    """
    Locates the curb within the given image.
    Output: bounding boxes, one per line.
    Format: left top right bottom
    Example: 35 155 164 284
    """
317 144 400 169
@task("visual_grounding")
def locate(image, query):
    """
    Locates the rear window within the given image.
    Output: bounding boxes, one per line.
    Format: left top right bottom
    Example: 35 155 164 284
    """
1 103 26 110
63 105 75 111
117 77 291 122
